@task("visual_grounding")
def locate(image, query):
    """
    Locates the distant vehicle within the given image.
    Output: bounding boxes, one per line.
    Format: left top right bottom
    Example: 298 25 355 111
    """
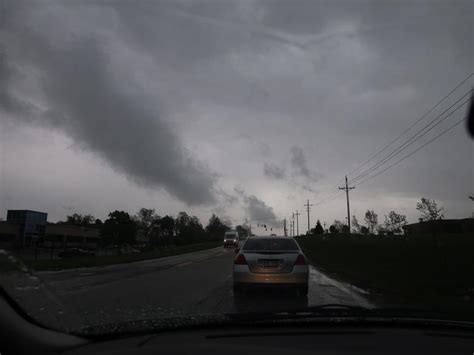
58 248 95 258
224 230 239 248
270 233 277 236
233 236 309 296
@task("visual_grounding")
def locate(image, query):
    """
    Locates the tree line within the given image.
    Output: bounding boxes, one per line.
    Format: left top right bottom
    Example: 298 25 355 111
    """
57 209 251 249
310 197 444 236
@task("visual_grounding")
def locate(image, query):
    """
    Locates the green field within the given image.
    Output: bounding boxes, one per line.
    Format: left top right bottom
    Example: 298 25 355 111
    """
296 234 474 307
20 241 221 271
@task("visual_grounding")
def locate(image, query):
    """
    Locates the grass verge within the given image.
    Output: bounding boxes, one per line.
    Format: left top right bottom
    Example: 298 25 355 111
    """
296 234 474 307
21 241 222 271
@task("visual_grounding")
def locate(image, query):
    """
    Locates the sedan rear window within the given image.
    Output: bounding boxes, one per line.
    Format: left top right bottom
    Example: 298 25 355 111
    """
243 238 299 251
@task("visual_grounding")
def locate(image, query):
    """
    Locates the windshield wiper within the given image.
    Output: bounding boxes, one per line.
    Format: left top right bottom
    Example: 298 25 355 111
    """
228 304 474 326
226 303 371 321
79 305 474 339
298 304 369 313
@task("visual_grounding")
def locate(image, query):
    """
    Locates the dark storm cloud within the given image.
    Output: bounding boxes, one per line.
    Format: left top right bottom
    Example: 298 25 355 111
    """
244 195 281 227
290 146 322 182
263 163 286 180
1 1 216 205
1 0 472 222
234 188 281 227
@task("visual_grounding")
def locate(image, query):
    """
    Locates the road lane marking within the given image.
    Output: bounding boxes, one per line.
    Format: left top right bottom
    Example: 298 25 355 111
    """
176 262 193 267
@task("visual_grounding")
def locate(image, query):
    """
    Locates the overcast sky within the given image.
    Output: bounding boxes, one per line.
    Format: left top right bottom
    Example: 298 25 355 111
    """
1 0 473 233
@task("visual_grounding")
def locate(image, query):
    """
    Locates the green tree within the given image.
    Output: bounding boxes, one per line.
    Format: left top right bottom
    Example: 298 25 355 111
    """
135 208 159 231
175 212 205 244
364 210 378 234
331 220 344 233
189 216 206 242
360 226 369 235
63 213 95 226
175 211 192 242
313 220 324 235
101 211 137 250
384 211 407 234
416 198 444 221
351 215 360 233
329 225 338 234
377 225 387 236
235 224 251 239
416 198 445 242
159 215 175 240
205 214 230 240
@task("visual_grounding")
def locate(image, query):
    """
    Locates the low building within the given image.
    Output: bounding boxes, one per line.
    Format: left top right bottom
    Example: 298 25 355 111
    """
403 218 474 235
6 210 48 247
44 224 101 250
0 211 101 250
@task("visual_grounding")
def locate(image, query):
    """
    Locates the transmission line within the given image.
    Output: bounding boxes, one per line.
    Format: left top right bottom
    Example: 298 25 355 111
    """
355 116 467 187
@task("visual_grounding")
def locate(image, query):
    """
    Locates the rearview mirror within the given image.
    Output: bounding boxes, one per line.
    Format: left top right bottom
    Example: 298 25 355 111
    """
234 248 240 254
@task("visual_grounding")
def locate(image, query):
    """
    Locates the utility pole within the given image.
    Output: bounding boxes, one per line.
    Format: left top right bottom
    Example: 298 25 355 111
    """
283 218 287 236
295 211 300 236
304 200 313 233
339 176 355 234
291 212 295 237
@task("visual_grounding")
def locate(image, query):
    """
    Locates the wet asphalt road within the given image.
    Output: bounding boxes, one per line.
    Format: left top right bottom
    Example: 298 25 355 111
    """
2 247 372 331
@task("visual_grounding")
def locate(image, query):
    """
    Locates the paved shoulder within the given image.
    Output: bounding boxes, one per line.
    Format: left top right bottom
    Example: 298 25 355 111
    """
308 266 373 308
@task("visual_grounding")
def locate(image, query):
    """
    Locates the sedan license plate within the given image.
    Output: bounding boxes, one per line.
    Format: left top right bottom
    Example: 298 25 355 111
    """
260 259 281 267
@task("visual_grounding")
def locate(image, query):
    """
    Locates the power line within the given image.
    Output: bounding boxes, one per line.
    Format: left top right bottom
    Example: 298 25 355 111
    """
349 91 470 184
346 73 473 178
311 74 472 210
311 177 345 207
349 92 470 185
313 190 343 207
356 116 467 187
314 74 472 208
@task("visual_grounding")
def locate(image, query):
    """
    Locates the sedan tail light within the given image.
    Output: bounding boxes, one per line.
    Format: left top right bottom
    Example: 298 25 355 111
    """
294 254 307 265
234 254 247 265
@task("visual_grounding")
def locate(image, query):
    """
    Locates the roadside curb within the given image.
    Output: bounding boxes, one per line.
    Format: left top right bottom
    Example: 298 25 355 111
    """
309 266 374 308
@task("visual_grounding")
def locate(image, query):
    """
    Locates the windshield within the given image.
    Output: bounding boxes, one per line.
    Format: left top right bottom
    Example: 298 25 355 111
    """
243 238 299 251
1 0 473 336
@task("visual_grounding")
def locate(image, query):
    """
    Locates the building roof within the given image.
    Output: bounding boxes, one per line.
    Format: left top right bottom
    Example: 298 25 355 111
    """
7 209 48 214
404 218 474 227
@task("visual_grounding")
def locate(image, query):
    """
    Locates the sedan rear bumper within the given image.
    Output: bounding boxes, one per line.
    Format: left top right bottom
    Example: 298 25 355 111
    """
233 265 308 286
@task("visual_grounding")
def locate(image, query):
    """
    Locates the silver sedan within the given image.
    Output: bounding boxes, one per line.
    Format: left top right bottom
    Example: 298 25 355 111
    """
233 236 309 295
